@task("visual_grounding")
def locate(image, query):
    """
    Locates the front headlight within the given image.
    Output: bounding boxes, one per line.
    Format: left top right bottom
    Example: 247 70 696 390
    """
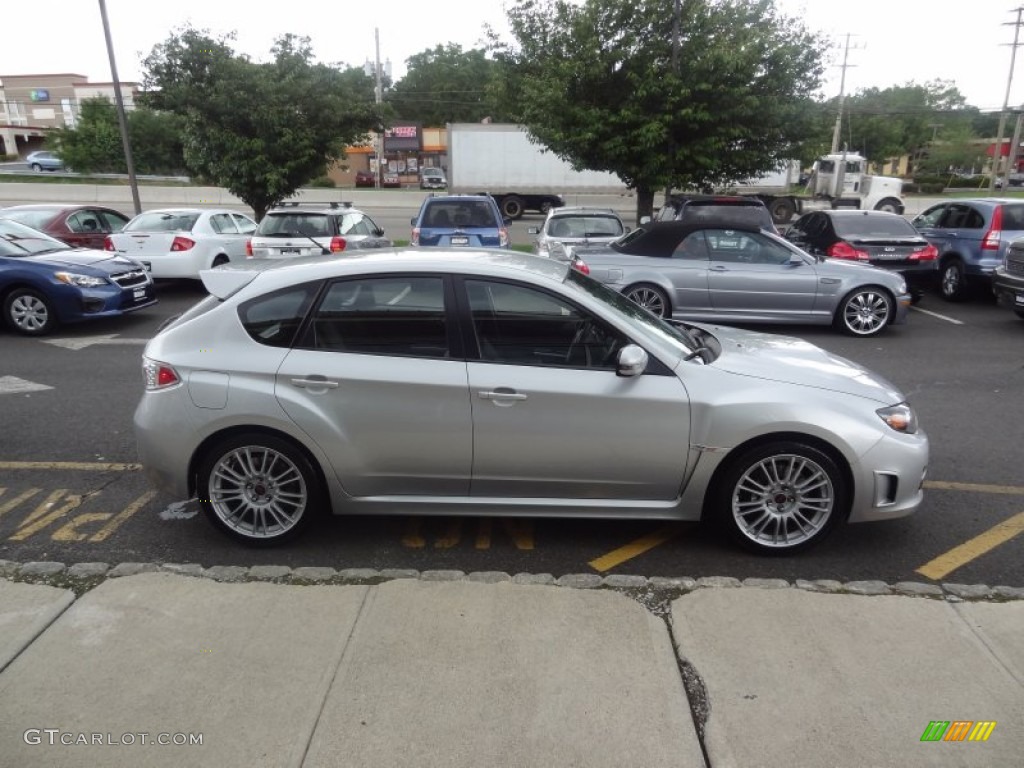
877 403 918 434
896 279 907 295
54 271 108 287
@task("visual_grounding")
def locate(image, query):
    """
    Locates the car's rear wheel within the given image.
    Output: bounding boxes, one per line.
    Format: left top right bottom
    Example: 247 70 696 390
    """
714 441 847 554
500 195 525 219
197 433 322 546
939 259 968 301
623 283 670 318
3 288 57 335
834 287 893 337
31 163 42 172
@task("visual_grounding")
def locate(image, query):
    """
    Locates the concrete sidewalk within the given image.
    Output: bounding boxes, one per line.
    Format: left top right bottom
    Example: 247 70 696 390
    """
0 567 1022 768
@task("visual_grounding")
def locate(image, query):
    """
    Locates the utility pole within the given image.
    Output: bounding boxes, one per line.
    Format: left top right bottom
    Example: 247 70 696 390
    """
374 28 384 189
829 34 861 155
663 0 681 205
98 0 141 215
989 6 1024 194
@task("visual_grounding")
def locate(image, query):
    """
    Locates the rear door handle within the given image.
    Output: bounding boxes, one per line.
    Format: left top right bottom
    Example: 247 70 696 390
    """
291 377 339 389
710 265 729 272
478 389 528 401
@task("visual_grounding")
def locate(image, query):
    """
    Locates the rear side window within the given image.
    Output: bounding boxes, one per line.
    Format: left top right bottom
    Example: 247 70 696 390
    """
238 283 319 348
301 277 450 358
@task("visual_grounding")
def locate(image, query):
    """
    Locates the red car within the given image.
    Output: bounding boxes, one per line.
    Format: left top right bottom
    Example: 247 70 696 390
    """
354 170 376 188
0 204 131 250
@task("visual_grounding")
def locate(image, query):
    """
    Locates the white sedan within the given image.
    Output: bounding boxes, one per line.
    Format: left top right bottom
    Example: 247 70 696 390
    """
106 208 257 279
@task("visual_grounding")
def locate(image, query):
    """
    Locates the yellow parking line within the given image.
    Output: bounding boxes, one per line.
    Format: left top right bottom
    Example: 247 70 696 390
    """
916 510 1024 581
589 524 683 573
0 461 141 471
925 480 1024 496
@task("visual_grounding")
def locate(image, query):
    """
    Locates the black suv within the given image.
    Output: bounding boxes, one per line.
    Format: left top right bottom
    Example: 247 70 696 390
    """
655 195 777 233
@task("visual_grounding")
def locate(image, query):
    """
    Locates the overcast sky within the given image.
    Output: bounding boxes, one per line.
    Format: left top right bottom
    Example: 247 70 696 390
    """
1 0 1020 112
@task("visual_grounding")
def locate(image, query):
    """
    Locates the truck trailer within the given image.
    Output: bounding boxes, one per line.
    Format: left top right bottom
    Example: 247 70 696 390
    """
447 123 629 219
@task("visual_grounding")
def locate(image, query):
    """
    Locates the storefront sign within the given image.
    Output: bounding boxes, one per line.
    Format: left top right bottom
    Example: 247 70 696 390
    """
383 124 422 151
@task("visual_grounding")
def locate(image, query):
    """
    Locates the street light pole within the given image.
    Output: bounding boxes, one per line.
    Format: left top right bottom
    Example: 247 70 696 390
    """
98 0 141 215
989 6 1024 194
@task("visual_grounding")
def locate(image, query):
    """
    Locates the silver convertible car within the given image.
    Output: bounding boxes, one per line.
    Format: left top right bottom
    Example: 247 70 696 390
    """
566 220 913 337
134 250 928 554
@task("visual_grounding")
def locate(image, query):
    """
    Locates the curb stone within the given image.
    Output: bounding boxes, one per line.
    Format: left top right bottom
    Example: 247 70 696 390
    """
0 562 1021 603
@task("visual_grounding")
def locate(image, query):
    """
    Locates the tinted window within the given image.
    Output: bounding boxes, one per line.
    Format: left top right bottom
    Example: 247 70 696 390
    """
256 213 332 237
303 277 449 358
547 215 623 238
66 211 102 233
706 230 795 265
831 216 916 238
98 211 128 232
125 212 200 232
466 279 625 369
238 284 318 348
680 202 772 228
1000 204 1024 230
672 232 710 260
423 201 496 228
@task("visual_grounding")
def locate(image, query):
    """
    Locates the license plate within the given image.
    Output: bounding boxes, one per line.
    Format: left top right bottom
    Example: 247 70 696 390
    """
450 236 469 246
1015 294 1024 305
133 288 146 300
279 248 301 256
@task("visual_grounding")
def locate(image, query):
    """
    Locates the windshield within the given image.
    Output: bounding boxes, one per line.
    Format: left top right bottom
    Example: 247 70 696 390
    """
832 216 916 238
125 212 200 233
0 210 57 229
0 219 70 257
564 268 696 354
548 215 623 238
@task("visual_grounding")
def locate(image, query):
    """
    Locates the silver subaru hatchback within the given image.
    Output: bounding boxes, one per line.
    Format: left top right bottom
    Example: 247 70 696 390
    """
134 249 928 553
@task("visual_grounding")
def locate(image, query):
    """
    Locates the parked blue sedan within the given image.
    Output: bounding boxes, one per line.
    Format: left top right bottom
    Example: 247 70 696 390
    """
0 218 156 335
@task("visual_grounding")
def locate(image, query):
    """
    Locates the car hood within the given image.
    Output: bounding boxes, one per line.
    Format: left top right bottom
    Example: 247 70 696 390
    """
700 324 905 404
27 250 143 274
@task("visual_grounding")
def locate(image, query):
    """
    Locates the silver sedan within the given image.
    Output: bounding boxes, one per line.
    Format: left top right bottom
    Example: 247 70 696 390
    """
134 249 928 553
567 221 912 337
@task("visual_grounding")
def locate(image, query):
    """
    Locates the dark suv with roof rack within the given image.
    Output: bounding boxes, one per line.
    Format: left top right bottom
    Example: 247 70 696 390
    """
653 194 778 234
247 202 391 259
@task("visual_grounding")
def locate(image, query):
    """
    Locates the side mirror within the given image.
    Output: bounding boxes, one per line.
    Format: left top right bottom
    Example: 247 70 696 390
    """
623 226 631 233
616 344 648 377
376 227 385 236
527 226 540 235
639 216 651 225
788 254 806 265
410 217 416 226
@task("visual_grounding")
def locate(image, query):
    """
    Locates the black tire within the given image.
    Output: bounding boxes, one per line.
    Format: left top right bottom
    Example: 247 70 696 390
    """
713 440 847 554
196 433 323 546
768 197 796 225
500 195 525 219
874 197 902 214
3 288 58 336
939 259 968 302
623 283 670 318
1014 308 1024 320
31 163 42 172
834 286 893 337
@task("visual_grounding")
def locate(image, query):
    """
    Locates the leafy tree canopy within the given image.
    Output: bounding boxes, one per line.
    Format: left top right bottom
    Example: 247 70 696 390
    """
492 0 829 218
387 44 514 125
142 27 381 219
50 97 185 176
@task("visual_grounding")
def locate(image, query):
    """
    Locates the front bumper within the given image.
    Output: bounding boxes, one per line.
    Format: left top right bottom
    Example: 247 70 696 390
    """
993 265 1024 309
847 428 929 523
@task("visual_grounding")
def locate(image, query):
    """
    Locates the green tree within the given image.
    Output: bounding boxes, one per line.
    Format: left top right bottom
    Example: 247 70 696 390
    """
51 97 185 175
142 28 381 219
387 44 513 125
492 0 828 220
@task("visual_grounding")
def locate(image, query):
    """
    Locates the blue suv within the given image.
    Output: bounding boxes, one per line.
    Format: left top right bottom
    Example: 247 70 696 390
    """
410 195 509 249
912 198 1024 301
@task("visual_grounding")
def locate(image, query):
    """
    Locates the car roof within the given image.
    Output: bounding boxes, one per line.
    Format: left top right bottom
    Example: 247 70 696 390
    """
666 194 768 207
549 207 620 216
423 194 494 202
266 203 363 214
1 203 105 211
818 210 903 218
203 248 567 299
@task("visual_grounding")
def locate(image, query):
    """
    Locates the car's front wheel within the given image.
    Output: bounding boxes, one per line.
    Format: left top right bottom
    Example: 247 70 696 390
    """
30 163 42 172
834 287 893 337
714 441 847 554
196 433 322 546
3 288 57 335
623 283 670 318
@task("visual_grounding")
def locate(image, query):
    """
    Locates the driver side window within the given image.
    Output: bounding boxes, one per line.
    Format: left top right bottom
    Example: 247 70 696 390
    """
465 279 626 370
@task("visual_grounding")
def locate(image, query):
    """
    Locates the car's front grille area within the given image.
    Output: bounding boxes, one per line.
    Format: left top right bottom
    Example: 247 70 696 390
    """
110 269 149 288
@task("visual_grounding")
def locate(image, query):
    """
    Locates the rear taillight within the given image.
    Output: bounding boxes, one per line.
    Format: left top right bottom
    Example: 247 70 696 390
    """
499 227 509 247
571 257 590 275
170 236 195 251
411 227 420 246
910 244 938 261
245 239 253 258
104 236 115 251
982 206 1003 251
330 236 347 253
142 359 180 391
828 241 869 260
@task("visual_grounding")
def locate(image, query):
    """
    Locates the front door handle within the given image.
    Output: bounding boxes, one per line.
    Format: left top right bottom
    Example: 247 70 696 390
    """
709 265 729 272
478 389 528 401
291 377 339 389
